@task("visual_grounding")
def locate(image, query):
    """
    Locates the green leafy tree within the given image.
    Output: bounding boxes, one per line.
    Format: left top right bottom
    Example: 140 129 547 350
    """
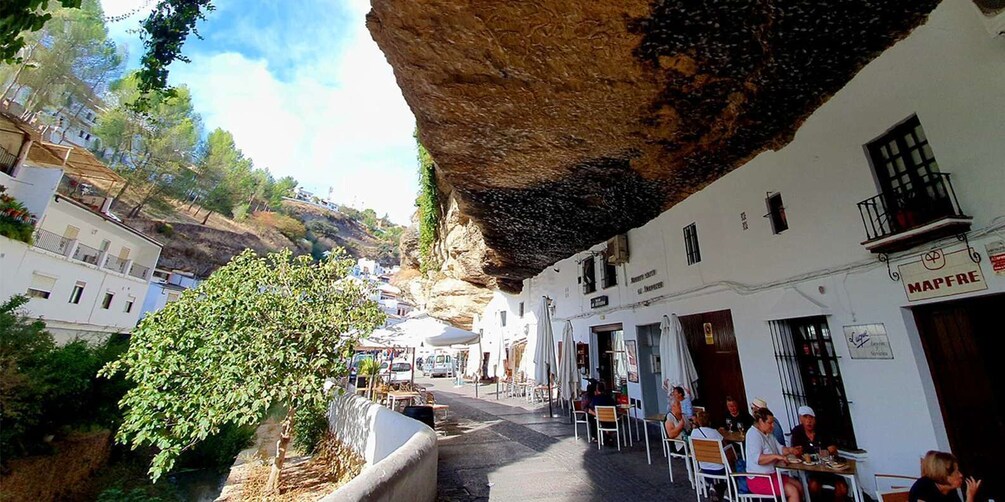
0 0 82 63
100 248 385 490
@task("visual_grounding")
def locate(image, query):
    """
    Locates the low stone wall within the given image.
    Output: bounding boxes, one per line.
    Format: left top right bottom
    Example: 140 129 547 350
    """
321 393 438 502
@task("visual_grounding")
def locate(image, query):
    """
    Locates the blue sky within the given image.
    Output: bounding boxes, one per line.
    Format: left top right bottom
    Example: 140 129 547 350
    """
101 0 419 224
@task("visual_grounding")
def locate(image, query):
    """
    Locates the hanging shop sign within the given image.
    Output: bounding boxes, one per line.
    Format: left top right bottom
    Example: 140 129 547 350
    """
898 248 986 302
590 295 609 309
843 323 893 360
986 240 1005 275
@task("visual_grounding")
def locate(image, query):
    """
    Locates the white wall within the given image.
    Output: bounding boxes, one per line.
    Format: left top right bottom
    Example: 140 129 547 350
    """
40 195 161 270
0 164 63 218
476 1 1005 494
0 238 151 338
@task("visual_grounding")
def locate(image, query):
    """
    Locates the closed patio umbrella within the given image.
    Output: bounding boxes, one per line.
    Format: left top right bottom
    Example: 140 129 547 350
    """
533 297 557 417
659 314 699 399
556 321 579 413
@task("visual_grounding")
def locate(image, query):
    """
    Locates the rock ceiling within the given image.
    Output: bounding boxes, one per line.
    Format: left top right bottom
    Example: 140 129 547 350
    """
367 0 940 288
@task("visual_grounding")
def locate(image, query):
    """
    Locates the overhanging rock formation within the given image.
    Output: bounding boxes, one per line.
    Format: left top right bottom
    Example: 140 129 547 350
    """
367 0 941 289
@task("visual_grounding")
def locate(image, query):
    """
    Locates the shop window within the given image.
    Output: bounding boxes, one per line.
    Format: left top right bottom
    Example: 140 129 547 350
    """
581 256 596 294
683 223 701 265
69 281 85 304
766 193 788 234
101 292 114 309
769 316 857 449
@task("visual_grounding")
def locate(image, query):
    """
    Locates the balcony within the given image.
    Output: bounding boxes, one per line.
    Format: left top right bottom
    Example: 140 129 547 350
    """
33 228 72 255
857 172 972 253
72 242 102 265
128 262 150 280
104 254 128 274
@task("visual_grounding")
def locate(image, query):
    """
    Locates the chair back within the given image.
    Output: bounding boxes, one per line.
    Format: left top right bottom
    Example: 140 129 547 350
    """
875 474 917 493
879 490 910 502
573 399 585 412
691 437 729 467
595 405 618 422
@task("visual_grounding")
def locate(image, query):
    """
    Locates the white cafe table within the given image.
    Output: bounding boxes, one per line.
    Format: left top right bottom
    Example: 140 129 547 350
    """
642 413 666 465
387 390 420 411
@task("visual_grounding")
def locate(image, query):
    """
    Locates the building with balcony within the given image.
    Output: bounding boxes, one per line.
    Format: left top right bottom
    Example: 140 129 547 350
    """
1 112 162 341
474 2 1003 499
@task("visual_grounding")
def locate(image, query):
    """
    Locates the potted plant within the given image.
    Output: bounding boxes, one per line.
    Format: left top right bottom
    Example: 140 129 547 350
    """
359 358 382 401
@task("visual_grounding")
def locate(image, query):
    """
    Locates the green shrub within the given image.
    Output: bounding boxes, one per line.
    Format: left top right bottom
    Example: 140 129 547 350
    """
252 212 307 241
232 203 249 221
175 421 256 470
292 401 329 455
415 133 440 272
153 222 173 238
0 189 38 243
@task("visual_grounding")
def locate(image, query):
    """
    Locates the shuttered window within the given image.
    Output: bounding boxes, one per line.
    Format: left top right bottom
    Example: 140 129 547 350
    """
27 273 56 299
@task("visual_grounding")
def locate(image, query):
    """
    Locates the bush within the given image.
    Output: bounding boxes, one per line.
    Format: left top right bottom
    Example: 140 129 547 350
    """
153 222 173 238
0 296 130 461
252 212 306 241
0 189 38 244
292 401 329 455
232 203 250 221
175 421 255 470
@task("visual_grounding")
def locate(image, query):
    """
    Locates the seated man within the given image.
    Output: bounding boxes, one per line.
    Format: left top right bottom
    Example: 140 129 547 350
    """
720 395 754 433
672 386 694 426
587 381 616 442
790 406 848 501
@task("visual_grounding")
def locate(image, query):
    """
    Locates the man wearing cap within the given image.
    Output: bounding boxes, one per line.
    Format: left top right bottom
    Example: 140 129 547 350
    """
752 397 786 445
790 406 848 501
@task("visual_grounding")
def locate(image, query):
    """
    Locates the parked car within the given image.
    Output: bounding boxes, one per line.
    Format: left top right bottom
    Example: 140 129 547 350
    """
427 353 455 378
380 360 414 384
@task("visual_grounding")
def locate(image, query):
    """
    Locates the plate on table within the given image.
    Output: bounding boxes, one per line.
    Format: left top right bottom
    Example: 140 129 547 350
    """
785 457 802 464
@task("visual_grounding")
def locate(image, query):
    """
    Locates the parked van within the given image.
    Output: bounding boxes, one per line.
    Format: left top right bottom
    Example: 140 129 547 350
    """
427 353 455 378
380 360 414 384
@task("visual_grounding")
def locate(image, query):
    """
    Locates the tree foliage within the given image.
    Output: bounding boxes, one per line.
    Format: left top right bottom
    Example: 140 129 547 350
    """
99 248 385 481
0 0 82 63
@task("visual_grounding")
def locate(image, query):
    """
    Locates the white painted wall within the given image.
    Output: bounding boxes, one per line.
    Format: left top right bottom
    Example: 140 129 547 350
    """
0 238 151 339
1 164 63 218
475 1 1005 495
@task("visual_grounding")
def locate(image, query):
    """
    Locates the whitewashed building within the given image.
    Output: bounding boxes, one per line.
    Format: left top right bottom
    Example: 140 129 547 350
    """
1 113 161 341
475 2 1003 497
138 268 201 320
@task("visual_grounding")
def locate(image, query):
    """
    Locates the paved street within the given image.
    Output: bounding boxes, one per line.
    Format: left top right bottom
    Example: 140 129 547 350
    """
417 377 697 501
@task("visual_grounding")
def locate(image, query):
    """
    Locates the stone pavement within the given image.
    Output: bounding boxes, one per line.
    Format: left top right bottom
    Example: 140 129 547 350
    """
417 377 698 501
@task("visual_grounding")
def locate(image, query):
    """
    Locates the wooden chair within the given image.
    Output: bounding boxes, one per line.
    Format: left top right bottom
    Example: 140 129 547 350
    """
875 473 917 502
594 405 621 451
690 437 736 502
572 399 591 442
424 391 450 421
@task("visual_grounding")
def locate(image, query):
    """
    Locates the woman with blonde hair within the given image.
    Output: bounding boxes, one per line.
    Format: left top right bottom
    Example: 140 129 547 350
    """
909 451 981 502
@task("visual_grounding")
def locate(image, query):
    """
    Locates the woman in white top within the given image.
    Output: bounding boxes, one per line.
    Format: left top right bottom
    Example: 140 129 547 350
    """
744 407 803 502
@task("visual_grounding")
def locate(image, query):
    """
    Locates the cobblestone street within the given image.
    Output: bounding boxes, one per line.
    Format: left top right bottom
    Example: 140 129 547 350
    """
419 377 697 501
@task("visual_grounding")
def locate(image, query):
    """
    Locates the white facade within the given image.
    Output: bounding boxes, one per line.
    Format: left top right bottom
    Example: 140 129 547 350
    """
475 2 1004 496
139 269 201 320
1 122 162 340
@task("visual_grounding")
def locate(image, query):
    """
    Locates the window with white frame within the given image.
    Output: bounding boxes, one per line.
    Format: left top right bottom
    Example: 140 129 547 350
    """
69 281 86 304
101 292 114 309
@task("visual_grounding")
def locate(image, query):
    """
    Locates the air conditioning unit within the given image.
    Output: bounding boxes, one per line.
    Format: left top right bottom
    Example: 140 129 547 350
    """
606 234 629 265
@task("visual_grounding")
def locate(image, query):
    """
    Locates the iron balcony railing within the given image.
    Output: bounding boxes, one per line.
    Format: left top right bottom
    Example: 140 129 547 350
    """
128 262 150 280
856 172 968 242
72 242 102 265
33 228 72 255
1 145 17 175
104 255 128 274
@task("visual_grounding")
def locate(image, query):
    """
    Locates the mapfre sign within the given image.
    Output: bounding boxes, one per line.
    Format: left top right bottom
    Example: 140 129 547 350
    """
898 248 987 301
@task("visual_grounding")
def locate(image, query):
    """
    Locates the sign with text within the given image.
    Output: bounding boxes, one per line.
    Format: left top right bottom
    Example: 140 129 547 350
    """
590 295 609 309
986 240 1005 275
843 323 893 359
898 248 987 301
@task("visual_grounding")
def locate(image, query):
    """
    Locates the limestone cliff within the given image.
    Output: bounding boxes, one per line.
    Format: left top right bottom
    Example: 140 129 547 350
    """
394 186 495 330
368 0 941 286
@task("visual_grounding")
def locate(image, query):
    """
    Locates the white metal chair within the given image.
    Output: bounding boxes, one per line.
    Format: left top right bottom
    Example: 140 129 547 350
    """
660 419 694 486
875 474 918 502
690 436 737 502
594 405 621 451
728 470 786 502
572 399 591 441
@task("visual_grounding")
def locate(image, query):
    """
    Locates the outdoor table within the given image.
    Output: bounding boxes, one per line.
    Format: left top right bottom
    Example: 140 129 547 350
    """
387 390 420 411
778 458 862 502
643 413 666 465
721 430 746 459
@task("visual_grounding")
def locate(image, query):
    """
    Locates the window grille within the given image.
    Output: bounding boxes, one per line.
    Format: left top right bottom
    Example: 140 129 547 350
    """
766 193 788 234
582 256 596 294
683 223 701 265
769 317 857 449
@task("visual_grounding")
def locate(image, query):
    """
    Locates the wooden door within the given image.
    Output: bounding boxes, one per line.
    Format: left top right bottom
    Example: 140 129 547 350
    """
679 310 747 427
914 294 1003 500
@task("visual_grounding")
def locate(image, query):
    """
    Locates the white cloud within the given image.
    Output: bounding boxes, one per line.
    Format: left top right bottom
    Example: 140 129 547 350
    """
101 0 420 225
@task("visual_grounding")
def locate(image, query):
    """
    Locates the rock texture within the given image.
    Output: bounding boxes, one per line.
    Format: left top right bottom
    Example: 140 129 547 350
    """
394 189 496 329
367 0 940 284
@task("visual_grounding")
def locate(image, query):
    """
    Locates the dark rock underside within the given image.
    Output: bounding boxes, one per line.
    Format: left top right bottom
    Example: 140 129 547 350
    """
368 0 941 287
